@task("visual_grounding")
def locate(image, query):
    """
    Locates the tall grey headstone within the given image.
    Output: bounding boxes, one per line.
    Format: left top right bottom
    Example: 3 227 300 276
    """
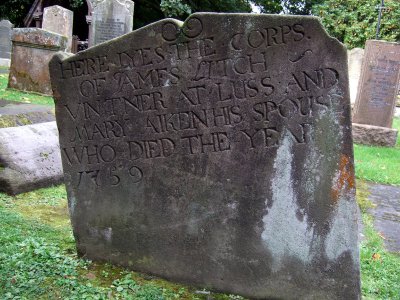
353 40 400 128
0 20 14 67
352 40 399 147
89 0 134 46
50 14 360 299
42 5 74 52
348 48 364 106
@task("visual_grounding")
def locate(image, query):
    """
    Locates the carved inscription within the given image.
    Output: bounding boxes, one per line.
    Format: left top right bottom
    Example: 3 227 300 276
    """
353 40 400 128
368 59 400 108
94 19 125 44
50 15 361 299
58 17 345 188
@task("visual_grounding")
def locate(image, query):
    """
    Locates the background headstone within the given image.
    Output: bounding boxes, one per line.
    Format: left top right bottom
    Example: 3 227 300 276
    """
0 20 13 67
42 5 74 52
89 0 134 46
352 123 398 147
353 40 400 128
0 99 55 128
50 13 360 299
8 28 67 95
0 122 63 195
348 48 364 106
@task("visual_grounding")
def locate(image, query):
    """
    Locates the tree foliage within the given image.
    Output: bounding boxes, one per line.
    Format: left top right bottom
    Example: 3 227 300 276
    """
0 0 32 26
254 0 323 15
313 0 400 49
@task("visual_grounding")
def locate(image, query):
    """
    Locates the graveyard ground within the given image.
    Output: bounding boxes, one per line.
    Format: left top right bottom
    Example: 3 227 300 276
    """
0 73 399 299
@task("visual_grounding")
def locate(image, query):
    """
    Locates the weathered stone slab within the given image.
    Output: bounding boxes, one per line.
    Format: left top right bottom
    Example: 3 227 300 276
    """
8 28 67 95
0 122 63 195
0 20 13 67
89 0 134 46
42 5 74 52
0 99 55 128
50 14 360 299
352 123 398 147
348 48 364 106
353 40 400 128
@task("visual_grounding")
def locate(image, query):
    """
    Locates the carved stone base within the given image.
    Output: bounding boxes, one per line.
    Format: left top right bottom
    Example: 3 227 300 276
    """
352 123 398 147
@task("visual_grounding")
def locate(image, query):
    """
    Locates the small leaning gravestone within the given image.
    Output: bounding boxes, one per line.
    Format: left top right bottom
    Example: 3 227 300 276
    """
50 13 361 299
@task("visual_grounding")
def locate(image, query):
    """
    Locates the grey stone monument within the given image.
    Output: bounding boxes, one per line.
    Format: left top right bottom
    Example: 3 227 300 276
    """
348 48 364 106
352 40 399 147
50 14 361 299
89 0 134 46
0 122 63 195
0 20 13 67
8 28 67 95
42 5 74 52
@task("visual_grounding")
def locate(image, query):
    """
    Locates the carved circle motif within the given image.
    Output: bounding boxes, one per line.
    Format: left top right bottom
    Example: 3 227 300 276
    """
162 22 180 41
182 17 203 38
162 17 203 42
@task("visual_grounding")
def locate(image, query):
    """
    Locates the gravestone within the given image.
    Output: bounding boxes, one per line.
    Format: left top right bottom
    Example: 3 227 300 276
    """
0 122 63 195
353 40 400 128
89 0 134 46
50 14 361 299
0 99 55 128
42 5 74 52
348 48 364 106
352 40 399 147
8 28 67 95
0 20 13 67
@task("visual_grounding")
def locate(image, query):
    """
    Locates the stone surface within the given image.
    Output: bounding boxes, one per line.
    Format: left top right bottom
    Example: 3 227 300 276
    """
8 28 67 95
42 5 74 52
90 0 134 46
0 20 13 59
348 48 364 106
352 123 398 147
353 40 400 128
367 182 400 253
0 99 55 128
0 58 10 67
0 20 13 67
0 122 63 195
50 14 360 299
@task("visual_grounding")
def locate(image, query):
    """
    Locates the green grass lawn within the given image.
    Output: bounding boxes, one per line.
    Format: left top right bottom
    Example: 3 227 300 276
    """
354 118 400 185
0 73 54 106
356 182 400 299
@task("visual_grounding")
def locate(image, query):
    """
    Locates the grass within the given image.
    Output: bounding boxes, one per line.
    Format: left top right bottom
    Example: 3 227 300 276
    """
0 186 245 299
356 181 400 300
354 118 400 185
0 73 54 106
360 213 400 299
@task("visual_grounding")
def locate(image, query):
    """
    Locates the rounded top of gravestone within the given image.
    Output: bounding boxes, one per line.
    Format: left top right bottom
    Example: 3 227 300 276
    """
91 0 134 11
0 20 13 27
44 5 73 14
